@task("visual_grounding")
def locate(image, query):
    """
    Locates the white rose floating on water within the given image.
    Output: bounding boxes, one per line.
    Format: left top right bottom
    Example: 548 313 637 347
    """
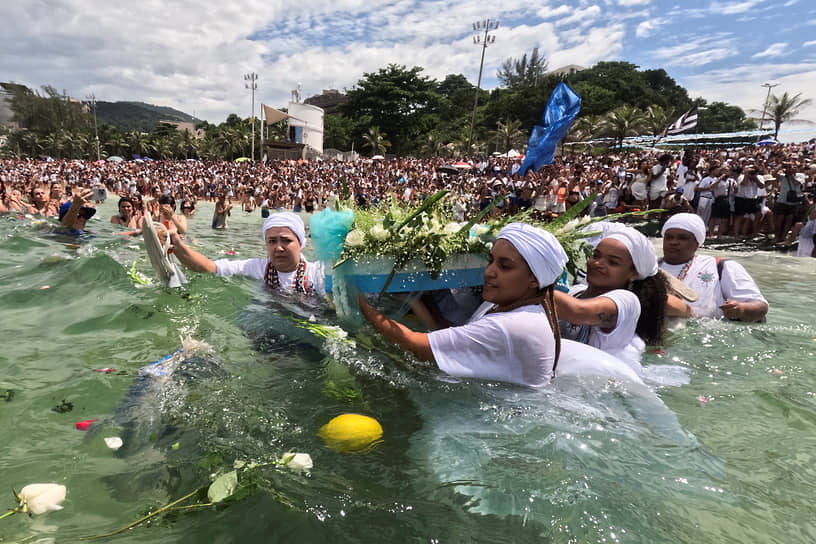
369 224 391 241
279 452 313 473
17 483 67 515
344 229 365 247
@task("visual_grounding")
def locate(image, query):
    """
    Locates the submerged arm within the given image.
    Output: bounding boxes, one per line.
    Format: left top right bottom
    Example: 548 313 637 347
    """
358 294 433 361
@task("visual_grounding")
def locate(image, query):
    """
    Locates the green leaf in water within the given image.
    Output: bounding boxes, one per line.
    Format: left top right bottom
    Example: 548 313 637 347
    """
207 470 238 503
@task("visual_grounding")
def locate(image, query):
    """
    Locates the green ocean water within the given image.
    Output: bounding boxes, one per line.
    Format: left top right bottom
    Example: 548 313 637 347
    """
1 202 815 543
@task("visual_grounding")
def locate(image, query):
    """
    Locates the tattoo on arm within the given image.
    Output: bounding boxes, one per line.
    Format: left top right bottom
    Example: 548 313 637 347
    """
596 311 616 327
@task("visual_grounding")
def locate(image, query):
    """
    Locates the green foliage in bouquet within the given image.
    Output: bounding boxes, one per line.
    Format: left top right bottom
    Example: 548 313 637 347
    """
336 191 521 293
334 190 657 293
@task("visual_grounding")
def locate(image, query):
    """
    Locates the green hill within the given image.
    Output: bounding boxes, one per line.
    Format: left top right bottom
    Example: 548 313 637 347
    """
96 101 199 132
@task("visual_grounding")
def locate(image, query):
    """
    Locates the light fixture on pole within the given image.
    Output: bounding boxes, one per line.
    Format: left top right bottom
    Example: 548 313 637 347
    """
86 93 100 161
759 81 779 131
244 72 258 161
467 18 499 155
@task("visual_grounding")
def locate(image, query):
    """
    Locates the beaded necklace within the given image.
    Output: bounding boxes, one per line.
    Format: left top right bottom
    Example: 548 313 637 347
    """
658 256 694 281
265 259 309 294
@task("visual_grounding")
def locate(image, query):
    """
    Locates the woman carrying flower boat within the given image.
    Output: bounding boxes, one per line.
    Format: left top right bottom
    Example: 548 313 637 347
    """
358 222 567 388
554 224 681 373
168 211 326 297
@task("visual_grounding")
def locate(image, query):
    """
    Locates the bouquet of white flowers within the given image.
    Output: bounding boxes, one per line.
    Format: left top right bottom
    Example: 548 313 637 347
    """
310 190 652 296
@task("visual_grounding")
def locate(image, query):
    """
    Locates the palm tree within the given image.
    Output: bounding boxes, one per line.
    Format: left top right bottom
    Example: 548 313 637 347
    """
128 131 152 158
765 92 813 139
362 126 389 156
489 119 527 154
645 105 675 138
599 106 648 150
565 115 600 147
421 131 447 157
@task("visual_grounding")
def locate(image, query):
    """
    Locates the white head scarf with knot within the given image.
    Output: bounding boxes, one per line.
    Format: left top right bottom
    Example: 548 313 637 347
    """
661 213 706 247
263 212 306 248
605 226 658 280
497 222 568 288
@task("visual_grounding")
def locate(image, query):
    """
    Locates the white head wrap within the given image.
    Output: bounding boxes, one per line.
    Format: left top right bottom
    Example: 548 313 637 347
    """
262 212 306 248
605 226 658 280
661 213 706 247
497 222 568 288
580 220 630 247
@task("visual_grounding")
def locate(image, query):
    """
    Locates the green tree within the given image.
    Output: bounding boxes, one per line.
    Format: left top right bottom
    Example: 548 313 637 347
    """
764 92 813 139
497 47 548 89
362 126 390 155
323 114 354 150
599 105 648 149
341 64 440 155
489 119 527 153
645 104 675 137
696 100 756 133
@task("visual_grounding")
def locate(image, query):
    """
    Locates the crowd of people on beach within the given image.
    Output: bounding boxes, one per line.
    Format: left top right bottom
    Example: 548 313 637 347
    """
1 141 808 387
1 140 815 253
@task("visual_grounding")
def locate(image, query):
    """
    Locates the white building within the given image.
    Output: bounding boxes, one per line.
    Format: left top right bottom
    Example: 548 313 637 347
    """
287 102 324 155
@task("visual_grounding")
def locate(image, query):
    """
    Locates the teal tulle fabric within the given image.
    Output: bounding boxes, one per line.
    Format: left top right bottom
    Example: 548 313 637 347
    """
309 208 354 262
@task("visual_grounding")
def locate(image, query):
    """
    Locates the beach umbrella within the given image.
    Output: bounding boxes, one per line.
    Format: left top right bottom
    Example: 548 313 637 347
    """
436 165 459 175
234 157 251 162
371 155 385 160
756 138 778 146
107 156 124 162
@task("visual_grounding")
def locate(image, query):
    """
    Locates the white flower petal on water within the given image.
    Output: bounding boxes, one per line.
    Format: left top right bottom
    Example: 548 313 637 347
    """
18 483 67 515
280 452 313 473
104 437 123 450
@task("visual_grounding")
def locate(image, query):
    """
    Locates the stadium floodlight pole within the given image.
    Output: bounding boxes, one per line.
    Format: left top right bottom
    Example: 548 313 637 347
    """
467 18 499 155
244 72 258 161
759 82 779 131
86 93 100 161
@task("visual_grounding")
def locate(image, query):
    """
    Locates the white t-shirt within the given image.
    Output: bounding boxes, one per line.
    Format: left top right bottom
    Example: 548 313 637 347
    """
631 175 649 200
428 302 556 388
798 218 816 257
659 255 766 319
560 286 645 372
649 164 669 200
214 257 326 297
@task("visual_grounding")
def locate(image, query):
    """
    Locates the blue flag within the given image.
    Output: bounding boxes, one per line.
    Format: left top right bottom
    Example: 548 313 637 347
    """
517 82 582 177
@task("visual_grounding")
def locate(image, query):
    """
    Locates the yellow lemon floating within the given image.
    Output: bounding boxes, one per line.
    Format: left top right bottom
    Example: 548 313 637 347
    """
318 413 383 454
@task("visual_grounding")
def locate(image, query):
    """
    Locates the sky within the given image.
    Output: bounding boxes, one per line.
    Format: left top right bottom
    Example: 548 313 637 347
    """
2 0 815 141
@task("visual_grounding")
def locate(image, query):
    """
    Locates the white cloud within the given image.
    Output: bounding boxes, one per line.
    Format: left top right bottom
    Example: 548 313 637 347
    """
0 0 812 130
752 42 788 58
710 0 766 15
683 62 816 141
653 35 738 66
548 23 626 68
538 5 573 19
635 20 656 37
554 5 603 27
